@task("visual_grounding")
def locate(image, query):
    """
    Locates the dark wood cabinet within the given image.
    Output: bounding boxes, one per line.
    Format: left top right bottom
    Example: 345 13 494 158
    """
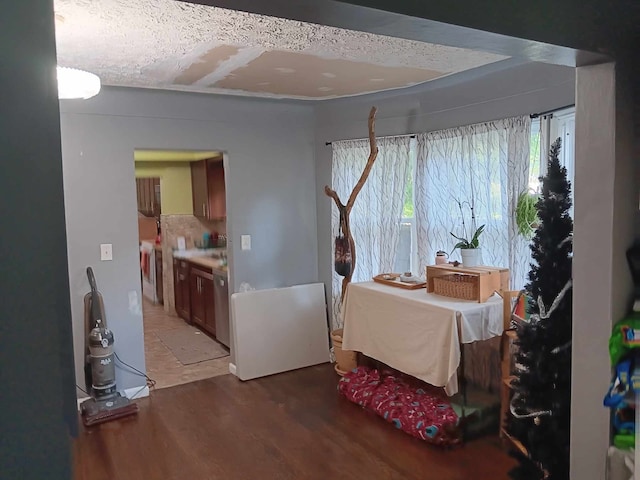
189 266 216 337
208 163 226 220
136 177 161 217
174 258 191 322
174 259 217 337
189 268 205 328
191 160 209 219
155 249 163 305
191 159 226 220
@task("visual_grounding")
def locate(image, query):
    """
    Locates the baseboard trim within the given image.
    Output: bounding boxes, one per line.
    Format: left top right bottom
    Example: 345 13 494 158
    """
123 385 150 400
229 362 237 376
76 385 150 410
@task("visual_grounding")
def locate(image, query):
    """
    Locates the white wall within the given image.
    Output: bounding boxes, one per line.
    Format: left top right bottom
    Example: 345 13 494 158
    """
60 88 317 393
571 62 638 479
314 60 576 316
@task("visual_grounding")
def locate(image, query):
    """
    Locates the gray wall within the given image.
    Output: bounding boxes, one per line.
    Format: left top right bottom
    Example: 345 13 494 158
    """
0 1 76 478
314 60 576 312
60 88 317 393
572 62 639 479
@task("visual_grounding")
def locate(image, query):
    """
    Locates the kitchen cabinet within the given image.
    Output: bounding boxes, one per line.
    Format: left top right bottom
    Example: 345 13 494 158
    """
191 159 226 220
155 249 163 305
189 269 205 328
136 177 161 217
174 258 191 322
173 257 223 339
137 178 147 214
189 266 216 337
208 163 226 219
191 160 209 219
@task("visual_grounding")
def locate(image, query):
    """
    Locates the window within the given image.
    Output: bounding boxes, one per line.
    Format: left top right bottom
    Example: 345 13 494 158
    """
335 112 573 302
529 120 542 192
529 108 575 215
402 117 533 288
553 110 576 189
394 139 418 274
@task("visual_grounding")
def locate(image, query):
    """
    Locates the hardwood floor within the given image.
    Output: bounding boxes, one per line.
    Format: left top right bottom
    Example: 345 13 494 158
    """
74 364 515 480
143 299 230 389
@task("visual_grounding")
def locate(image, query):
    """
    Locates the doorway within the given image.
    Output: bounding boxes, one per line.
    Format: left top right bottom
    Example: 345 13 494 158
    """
134 149 231 390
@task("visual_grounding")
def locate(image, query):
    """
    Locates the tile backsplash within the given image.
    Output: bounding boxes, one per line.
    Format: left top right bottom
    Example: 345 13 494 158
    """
160 214 226 313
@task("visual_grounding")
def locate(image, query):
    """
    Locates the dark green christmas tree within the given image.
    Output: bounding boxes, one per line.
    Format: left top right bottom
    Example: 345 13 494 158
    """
508 138 573 479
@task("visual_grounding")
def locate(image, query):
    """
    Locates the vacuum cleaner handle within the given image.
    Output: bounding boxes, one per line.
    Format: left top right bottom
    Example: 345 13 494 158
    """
87 267 98 295
86 267 105 330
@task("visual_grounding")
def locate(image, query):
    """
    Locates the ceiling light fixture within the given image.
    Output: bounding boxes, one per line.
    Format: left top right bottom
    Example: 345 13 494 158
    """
57 66 101 100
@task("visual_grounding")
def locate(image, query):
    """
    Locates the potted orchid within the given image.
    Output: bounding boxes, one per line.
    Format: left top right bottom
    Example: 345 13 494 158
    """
450 199 485 267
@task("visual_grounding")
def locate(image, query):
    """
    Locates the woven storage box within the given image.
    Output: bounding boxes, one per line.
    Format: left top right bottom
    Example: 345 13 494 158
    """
432 274 478 301
426 264 510 302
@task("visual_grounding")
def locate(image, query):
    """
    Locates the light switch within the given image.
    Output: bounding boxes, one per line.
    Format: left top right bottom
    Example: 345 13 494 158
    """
241 235 251 251
100 243 113 261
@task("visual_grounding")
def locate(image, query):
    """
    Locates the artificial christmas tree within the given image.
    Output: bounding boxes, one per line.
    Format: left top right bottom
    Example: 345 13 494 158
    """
508 138 573 479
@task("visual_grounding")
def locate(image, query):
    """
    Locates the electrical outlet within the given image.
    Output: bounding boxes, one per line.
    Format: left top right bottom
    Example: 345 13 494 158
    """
100 243 113 261
241 235 251 251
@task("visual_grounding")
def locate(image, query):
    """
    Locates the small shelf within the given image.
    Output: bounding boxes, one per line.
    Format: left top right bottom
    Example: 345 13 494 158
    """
503 376 515 388
501 430 528 457
511 314 528 327
505 329 518 340
501 430 549 476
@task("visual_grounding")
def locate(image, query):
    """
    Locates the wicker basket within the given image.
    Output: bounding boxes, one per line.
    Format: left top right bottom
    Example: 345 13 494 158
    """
432 274 478 301
331 329 357 376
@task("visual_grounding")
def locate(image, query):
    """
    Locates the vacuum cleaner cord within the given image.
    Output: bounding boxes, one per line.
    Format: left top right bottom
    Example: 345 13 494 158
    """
114 352 156 389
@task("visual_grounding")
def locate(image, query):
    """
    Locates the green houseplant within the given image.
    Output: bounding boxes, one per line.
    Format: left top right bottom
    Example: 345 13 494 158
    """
450 199 485 267
515 190 539 238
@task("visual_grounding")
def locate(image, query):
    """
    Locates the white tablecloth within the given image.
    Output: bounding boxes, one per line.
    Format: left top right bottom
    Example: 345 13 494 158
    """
341 281 503 395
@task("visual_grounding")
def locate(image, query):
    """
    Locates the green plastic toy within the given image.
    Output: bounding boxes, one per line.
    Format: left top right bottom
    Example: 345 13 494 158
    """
609 314 640 366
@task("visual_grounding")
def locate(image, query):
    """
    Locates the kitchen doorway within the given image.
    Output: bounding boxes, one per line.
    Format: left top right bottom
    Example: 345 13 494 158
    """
134 148 231 390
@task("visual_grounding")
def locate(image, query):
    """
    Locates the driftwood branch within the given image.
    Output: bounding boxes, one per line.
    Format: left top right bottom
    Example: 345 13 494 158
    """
346 107 378 212
324 185 344 210
325 106 379 304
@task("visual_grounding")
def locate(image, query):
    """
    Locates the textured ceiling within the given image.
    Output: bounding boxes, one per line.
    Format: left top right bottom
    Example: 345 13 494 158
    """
54 0 509 100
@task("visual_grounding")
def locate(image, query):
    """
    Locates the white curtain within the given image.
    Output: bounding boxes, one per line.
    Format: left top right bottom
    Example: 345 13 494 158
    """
538 114 552 178
415 116 531 290
330 136 412 328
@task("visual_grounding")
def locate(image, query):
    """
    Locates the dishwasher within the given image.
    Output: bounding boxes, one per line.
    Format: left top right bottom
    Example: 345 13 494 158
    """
213 272 230 348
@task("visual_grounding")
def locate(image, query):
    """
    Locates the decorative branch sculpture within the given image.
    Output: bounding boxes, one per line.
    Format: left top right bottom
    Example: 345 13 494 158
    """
325 106 379 303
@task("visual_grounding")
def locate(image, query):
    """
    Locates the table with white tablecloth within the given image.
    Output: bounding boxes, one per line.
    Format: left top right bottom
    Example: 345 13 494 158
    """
341 281 504 396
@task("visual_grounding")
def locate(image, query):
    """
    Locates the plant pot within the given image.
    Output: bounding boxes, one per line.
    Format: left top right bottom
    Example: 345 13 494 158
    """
460 248 481 267
331 328 357 376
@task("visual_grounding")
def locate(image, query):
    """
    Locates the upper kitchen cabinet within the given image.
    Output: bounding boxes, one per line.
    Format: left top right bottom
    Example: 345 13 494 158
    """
191 158 226 220
136 177 161 217
191 160 208 218
208 162 226 219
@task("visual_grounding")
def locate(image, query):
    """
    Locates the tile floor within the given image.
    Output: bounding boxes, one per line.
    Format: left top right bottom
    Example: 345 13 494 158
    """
143 299 230 390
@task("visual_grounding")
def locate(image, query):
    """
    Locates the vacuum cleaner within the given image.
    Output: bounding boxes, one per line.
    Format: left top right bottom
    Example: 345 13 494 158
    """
80 267 138 426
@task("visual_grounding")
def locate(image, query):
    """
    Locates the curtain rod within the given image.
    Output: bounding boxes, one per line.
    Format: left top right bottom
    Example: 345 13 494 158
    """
326 105 574 145
530 104 575 119
325 133 416 146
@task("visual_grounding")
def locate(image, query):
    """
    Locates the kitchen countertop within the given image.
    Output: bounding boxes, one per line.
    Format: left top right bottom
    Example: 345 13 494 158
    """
173 248 226 259
181 256 228 277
